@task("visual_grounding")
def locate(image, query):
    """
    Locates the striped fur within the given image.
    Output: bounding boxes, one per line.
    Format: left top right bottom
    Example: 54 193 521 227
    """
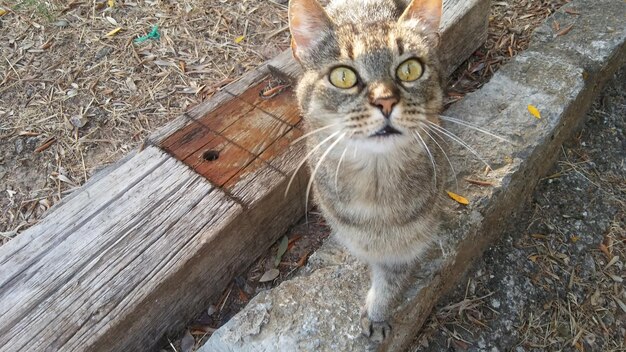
289 0 446 343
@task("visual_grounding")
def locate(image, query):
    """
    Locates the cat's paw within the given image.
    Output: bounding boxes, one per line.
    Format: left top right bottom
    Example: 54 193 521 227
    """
360 311 392 343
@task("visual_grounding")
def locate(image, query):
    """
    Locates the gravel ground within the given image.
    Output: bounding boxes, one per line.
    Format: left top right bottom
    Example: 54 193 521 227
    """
412 67 626 352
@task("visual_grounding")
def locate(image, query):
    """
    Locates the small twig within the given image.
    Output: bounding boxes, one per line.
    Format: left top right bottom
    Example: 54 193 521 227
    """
34 137 56 153
465 178 496 186
555 24 574 37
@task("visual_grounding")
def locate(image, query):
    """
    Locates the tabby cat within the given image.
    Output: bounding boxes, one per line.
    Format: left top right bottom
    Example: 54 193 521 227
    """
288 0 446 343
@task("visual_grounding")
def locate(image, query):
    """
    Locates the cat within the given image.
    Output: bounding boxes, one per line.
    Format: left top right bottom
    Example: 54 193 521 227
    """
287 0 447 343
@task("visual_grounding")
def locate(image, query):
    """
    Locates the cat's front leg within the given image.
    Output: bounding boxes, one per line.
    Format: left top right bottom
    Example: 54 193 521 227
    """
360 262 412 343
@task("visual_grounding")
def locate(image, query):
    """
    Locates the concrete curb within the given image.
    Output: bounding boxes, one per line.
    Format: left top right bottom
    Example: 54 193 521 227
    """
200 1 626 351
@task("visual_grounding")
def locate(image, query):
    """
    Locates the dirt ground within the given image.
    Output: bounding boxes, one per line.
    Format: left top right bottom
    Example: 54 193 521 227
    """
412 68 626 352
0 0 290 241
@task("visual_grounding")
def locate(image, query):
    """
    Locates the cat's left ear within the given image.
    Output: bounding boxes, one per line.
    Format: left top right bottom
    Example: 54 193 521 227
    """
398 0 442 37
289 0 333 61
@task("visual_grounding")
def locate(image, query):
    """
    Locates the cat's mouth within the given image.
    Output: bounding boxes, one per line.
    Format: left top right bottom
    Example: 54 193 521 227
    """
371 125 402 138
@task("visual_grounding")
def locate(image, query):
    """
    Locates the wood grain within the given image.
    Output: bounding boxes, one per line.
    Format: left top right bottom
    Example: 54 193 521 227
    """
0 147 241 351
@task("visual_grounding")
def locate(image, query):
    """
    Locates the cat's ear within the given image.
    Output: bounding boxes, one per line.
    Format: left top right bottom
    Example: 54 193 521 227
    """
398 0 442 33
289 0 333 61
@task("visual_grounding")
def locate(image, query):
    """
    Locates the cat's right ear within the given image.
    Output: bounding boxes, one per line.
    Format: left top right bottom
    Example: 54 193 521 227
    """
398 0 442 34
288 0 333 62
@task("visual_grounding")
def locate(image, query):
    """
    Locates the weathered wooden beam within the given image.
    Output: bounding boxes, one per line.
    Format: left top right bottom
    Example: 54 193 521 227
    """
0 1 488 351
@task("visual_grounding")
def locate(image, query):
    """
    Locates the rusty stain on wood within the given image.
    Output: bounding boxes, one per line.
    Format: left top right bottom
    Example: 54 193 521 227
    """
161 123 217 160
259 127 303 165
161 79 301 188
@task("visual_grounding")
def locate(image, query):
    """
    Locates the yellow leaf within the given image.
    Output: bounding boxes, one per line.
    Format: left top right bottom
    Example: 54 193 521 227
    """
446 191 469 205
107 0 116 7
0 9 7 17
528 104 541 119
106 27 122 37
234 35 245 44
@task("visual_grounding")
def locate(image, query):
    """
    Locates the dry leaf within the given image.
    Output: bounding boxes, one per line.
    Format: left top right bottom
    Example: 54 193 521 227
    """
446 191 469 205
107 0 116 7
590 288 601 306
615 297 626 314
35 138 56 153
465 178 496 187
105 27 122 37
555 24 574 37
18 131 39 137
57 174 77 186
262 84 288 97
274 235 289 267
105 16 118 26
125 77 137 91
0 9 7 17
528 104 541 119
180 330 195 352
599 243 611 259
297 250 311 267
259 268 279 283
234 35 245 44
604 255 619 270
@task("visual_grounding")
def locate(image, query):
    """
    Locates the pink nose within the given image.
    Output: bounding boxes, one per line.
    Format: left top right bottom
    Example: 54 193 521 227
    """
372 97 398 118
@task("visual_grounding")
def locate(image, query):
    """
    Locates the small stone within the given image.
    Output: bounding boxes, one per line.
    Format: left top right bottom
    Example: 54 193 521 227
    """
14 139 23 154
94 47 113 61
69 115 88 128
491 299 501 309
477 338 487 348
53 20 69 27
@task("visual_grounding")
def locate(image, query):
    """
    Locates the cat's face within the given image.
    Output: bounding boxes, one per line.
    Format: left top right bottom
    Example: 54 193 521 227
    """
289 0 444 154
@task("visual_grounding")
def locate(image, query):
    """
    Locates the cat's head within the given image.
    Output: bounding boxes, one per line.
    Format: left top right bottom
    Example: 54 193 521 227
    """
289 0 444 154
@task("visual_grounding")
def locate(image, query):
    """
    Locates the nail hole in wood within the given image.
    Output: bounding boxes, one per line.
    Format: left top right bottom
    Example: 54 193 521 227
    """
202 150 219 161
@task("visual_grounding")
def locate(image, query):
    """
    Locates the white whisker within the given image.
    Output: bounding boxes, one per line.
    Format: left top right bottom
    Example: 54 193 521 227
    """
334 145 349 195
285 130 342 197
290 123 341 145
413 131 437 186
425 122 493 170
421 126 458 190
305 133 346 219
438 115 511 143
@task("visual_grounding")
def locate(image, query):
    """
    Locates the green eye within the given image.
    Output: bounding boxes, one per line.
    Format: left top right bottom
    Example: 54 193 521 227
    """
329 67 358 89
396 58 423 82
